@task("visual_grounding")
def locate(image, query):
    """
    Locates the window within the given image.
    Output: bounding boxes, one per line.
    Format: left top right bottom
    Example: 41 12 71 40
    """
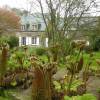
21 25 25 31
32 25 37 31
32 37 37 44
26 24 30 30
22 37 26 45
38 24 41 30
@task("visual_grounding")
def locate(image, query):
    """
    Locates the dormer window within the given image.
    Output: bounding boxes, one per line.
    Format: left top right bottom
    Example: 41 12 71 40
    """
21 25 25 31
26 24 30 30
38 24 41 30
32 24 37 31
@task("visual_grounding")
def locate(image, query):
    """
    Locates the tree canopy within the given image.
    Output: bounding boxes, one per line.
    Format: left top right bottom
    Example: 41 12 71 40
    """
0 8 20 35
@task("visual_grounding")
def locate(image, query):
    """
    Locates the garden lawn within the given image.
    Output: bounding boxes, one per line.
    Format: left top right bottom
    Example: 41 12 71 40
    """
83 52 100 70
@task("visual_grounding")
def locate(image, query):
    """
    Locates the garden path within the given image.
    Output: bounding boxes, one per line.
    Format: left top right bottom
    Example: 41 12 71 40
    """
10 68 100 100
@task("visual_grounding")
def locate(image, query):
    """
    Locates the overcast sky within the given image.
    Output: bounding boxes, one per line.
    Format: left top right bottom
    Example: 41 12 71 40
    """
0 0 28 9
0 0 100 16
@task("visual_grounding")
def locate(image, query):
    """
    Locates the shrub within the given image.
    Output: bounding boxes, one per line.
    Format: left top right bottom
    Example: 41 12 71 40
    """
28 47 37 55
36 47 46 56
93 36 100 51
84 46 92 53
89 36 100 51
8 36 19 48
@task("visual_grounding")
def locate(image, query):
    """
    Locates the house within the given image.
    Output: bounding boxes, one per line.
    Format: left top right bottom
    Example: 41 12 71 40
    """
16 12 98 47
16 13 48 47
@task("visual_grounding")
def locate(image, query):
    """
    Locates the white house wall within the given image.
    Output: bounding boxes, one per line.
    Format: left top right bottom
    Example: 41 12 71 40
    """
19 37 22 46
46 38 48 47
28 37 32 45
36 37 39 45
26 37 29 45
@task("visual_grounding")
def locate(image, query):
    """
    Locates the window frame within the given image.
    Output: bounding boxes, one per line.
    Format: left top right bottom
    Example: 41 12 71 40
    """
22 37 26 45
38 23 41 30
21 25 25 31
32 36 37 45
32 24 37 31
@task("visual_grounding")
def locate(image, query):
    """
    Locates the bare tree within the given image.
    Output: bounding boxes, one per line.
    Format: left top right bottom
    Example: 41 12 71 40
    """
28 0 96 59
32 0 96 42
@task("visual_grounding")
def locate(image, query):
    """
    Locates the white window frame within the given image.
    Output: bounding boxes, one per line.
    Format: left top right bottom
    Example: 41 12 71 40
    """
21 25 25 31
31 37 40 45
22 37 26 45
32 24 37 31
32 37 37 45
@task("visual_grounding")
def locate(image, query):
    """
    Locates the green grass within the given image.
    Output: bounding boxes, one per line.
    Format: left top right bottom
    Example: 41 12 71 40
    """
83 52 100 70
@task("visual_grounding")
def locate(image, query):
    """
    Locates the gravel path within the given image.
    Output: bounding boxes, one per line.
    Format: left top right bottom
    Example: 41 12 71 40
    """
87 76 100 98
